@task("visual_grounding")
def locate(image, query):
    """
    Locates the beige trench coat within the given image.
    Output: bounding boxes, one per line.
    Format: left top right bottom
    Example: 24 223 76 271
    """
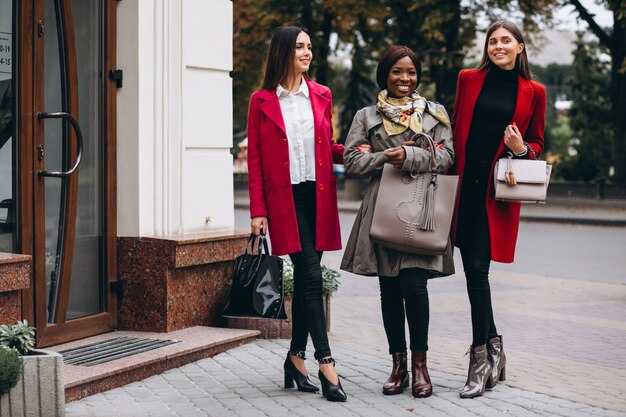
340 105 456 277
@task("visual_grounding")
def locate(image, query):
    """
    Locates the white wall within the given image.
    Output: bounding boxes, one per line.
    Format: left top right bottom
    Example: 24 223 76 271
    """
117 0 234 237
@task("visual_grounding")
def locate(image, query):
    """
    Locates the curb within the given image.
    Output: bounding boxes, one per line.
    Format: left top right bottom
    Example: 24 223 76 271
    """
234 201 626 227
518 216 626 227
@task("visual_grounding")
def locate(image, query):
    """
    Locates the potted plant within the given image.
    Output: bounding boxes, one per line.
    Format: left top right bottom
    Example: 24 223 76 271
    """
0 320 65 417
0 348 21 396
227 260 341 339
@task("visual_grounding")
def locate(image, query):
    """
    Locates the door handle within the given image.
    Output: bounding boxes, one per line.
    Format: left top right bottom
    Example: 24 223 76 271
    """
37 111 84 178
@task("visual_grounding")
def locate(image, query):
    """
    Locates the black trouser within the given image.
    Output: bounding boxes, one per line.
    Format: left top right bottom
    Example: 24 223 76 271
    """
288 181 331 360
379 268 430 353
457 167 498 347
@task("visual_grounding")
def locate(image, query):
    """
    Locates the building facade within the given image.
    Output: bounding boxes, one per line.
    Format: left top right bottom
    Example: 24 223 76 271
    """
0 0 241 347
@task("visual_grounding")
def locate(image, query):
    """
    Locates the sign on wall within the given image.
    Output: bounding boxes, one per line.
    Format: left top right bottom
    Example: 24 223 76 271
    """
0 0 11 81
0 33 11 77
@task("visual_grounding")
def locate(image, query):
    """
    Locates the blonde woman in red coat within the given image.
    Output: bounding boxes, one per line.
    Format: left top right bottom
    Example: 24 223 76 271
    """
246 25 347 402
451 20 546 398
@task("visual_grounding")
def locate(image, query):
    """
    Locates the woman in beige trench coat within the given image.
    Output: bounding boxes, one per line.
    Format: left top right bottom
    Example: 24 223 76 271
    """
340 45 455 398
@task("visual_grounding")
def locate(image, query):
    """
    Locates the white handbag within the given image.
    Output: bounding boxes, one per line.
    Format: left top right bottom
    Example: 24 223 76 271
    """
493 157 552 203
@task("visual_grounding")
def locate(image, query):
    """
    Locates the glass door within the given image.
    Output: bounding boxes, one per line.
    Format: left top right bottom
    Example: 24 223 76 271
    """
19 0 118 347
0 0 16 253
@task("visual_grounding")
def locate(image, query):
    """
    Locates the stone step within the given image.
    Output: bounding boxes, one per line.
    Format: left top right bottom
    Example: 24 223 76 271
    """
46 326 259 402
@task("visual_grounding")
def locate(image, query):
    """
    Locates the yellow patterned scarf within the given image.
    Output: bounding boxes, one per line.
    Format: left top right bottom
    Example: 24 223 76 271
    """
376 90 450 135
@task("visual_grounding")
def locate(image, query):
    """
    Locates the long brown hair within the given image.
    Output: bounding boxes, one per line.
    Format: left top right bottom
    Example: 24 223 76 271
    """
261 25 309 91
477 20 533 80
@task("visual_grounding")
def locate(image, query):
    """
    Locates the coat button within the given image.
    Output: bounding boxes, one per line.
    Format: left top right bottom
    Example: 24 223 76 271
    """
318 183 324 191
317 138 322 144
284 160 288 166
283 137 288 141
318 159 323 166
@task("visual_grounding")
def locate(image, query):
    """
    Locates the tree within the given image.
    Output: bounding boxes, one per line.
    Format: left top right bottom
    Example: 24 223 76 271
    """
232 0 271 132
560 34 613 181
232 0 365 133
533 63 573 153
232 1 560 142
566 0 626 186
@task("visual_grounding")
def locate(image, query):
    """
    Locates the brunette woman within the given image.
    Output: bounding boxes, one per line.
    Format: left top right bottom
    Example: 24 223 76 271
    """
451 20 546 398
247 26 347 402
341 45 455 398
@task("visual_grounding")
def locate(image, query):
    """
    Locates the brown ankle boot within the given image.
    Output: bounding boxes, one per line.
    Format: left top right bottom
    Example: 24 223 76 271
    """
460 344 493 399
487 336 506 388
411 351 432 398
382 352 408 395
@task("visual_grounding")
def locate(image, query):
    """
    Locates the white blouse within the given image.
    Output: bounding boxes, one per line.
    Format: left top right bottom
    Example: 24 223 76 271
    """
276 79 316 184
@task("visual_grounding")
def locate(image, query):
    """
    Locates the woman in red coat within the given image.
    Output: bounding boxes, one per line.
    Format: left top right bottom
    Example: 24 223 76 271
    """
451 20 546 398
247 25 347 402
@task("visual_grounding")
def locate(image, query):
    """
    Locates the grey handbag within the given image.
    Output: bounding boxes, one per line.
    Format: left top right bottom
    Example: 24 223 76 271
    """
370 132 460 256
493 156 552 203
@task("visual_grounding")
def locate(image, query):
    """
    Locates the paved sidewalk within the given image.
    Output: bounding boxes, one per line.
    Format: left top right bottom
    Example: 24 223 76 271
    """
66 340 626 417
65 266 626 416
234 191 626 226
64 195 626 416
324 268 626 413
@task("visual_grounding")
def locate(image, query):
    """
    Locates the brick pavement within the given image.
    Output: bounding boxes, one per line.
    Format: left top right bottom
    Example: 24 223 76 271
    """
66 206 626 416
66 340 626 417
324 262 626 413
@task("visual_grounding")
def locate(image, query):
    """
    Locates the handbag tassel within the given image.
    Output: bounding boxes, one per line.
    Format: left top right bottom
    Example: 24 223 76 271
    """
418 176 437 231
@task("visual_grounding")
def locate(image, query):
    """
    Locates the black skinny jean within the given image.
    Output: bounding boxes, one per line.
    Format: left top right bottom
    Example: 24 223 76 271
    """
379 268 430 353
457 167 499 347
288 181 331 360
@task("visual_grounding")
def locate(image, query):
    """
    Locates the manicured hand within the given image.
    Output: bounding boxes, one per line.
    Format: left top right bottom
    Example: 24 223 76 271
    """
504 122 525 154
384 146 406 169
251 216 268 236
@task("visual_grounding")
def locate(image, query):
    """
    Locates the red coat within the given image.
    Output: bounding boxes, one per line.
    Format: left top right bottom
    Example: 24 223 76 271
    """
247 79 344 256
451 69 546 263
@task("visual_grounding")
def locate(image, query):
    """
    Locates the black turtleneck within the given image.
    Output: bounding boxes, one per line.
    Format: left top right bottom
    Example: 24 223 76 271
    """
465 65 518 172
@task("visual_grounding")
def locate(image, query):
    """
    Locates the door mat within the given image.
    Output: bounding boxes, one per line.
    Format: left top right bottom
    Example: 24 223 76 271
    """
59 336 179 366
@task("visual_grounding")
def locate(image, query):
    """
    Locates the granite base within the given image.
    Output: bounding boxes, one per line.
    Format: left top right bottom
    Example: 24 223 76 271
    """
0 253 32 324
227 294 331 339
117 232 249 332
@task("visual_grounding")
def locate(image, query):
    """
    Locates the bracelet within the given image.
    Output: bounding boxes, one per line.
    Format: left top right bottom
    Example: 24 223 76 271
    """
513 146 528 157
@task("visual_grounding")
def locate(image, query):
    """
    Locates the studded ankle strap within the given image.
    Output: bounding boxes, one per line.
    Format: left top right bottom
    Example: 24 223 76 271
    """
288 350 306 360
317 357 335 365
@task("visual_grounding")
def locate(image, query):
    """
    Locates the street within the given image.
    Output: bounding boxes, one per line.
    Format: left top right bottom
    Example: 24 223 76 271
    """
235 209 626 284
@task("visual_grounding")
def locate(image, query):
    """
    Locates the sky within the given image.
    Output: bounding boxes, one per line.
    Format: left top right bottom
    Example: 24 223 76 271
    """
555 0 613 30
466 0 615 65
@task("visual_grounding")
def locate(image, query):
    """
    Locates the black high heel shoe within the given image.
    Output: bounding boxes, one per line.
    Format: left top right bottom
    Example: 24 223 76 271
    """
318 357 347 402
283 351 319 392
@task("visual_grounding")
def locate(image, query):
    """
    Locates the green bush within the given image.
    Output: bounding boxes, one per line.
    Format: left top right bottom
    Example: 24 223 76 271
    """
0 320 35 355
282 259 341 297
0 347 22 395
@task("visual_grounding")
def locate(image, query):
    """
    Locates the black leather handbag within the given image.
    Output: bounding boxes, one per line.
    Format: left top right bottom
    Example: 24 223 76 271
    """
222 234 287 320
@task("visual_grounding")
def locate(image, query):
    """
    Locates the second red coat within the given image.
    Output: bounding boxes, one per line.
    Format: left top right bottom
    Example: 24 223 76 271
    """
451 68 546 263
247 79 344 256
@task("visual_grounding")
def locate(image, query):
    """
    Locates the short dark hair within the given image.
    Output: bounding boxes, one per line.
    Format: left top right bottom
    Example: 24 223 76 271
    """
376 45 422 91
261 25 309 91
477 20 533 80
